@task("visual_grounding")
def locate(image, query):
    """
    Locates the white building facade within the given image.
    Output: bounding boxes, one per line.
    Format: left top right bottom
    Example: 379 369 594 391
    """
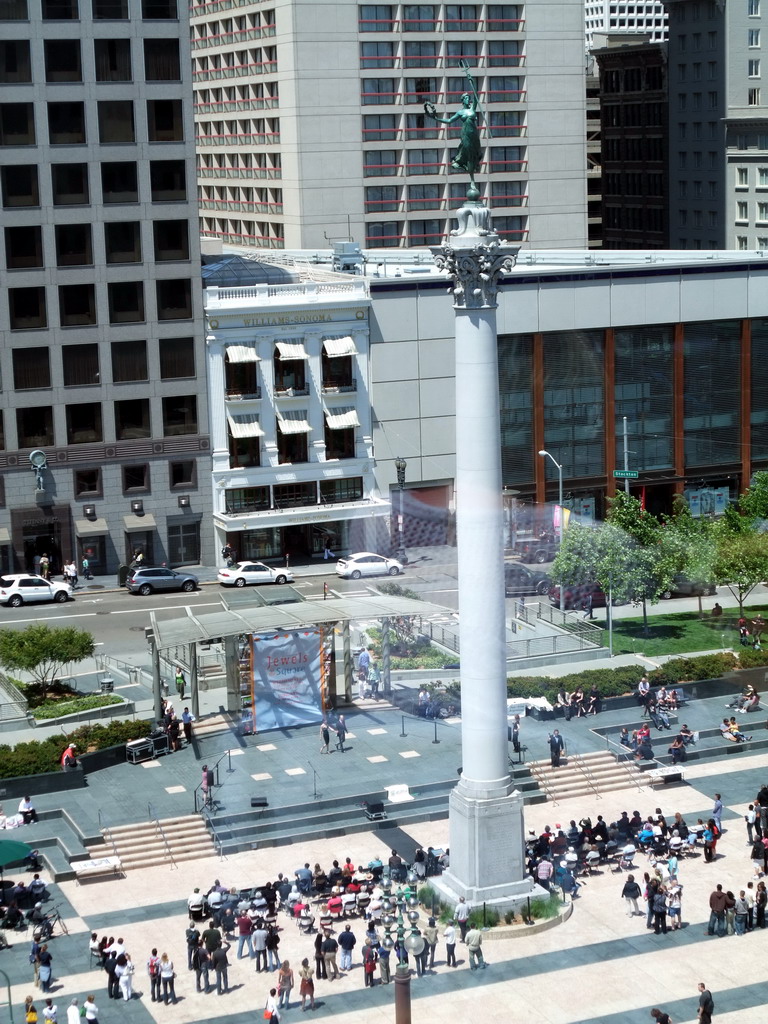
205 276 388 561
585 0 667 49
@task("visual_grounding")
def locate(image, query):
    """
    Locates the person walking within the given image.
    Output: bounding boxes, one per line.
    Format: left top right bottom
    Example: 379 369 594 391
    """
465 926 486 970
697 983 715 1023
454 897 470 943
323 540 335 561
622 874 642 917
712 794 723 834
549 730 565 768
175 666 187 701
299 959 315 1011
319 720 331 755
650 1011 672 1024
82 996 98 1024
264 988 280 1023
277 961 294 1009
334 715 347 753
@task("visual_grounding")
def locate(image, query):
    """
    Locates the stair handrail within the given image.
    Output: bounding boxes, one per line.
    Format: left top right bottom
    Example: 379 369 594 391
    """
200 803 224 858
531 761 560 806
98 809 120 860
603 736 648 792
567 745 602 800
147 802 177 870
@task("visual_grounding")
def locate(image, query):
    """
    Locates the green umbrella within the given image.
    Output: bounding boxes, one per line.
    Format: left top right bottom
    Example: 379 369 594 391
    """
0 838 32 885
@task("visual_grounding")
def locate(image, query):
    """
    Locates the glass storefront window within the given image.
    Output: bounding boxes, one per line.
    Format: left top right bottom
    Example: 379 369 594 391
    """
614 325 674 471
542 330 605 479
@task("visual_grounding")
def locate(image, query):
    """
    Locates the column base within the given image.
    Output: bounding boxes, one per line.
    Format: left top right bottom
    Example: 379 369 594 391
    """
435 784 539 905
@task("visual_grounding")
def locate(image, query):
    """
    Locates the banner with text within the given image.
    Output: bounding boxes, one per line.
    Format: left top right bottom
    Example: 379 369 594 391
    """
248 629 329 732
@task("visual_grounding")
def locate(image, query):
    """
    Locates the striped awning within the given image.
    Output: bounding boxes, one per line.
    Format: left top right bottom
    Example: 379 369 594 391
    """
323 335 357 357
227 412 264 439
275 340 308 360
324 406 360 430
225 345 260 363
277 409 312 434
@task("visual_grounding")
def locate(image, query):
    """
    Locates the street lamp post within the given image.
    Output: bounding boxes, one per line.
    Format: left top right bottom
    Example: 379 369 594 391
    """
538 450 564 612
394 457 407 564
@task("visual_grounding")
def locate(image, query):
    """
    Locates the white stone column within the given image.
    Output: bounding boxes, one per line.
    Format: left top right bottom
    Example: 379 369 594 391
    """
431 207 538 906
207 333 229 468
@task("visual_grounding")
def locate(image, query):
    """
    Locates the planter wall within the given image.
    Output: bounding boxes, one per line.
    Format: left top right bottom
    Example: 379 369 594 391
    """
0 742 127 799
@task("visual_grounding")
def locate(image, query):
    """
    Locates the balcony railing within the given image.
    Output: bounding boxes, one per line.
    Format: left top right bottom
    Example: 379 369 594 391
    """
200 228 284 248
194 98 279 114
199 199 283 215
321 380 357 394
196 132 280 147
198 166 282 179
226 387 262 400
193 60 277 81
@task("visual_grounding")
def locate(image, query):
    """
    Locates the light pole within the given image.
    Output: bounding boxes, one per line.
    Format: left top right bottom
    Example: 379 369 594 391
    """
538 449 564 612
394 456 407 564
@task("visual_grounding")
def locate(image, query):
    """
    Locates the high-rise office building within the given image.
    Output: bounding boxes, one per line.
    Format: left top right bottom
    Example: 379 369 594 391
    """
666 0 768 249
191 1 587 250
0 0 211 575
585 0 667 50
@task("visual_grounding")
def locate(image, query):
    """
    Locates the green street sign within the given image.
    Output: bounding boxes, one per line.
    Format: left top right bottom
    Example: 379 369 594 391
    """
613 469 639 479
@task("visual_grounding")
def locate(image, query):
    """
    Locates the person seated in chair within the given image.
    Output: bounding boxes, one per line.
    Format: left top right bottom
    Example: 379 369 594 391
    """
1 902 23 930
27 902 52 939
28 874 48 901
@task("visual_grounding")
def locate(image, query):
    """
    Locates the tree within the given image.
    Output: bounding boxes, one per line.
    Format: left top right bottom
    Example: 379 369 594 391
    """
0 625 95 689
605 491 676 635
712 530 768 615
738 470 768 525
661 497 718 617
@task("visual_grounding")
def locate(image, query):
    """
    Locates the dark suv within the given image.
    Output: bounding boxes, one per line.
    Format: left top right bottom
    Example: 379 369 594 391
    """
504 563 551 597
660 574 717 599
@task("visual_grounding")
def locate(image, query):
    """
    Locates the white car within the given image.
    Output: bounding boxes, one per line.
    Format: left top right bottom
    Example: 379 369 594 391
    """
0 574 73 607
217 561 294 587
336 552 404 580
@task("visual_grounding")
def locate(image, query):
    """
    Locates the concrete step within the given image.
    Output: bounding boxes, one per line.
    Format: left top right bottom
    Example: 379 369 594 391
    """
96 814 216 870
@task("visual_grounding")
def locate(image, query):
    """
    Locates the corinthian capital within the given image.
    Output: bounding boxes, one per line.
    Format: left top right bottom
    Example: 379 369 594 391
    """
431 240 519 310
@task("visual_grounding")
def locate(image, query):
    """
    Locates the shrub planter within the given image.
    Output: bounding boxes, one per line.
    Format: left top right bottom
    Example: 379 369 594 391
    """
0 742 128 799
31 697 134 728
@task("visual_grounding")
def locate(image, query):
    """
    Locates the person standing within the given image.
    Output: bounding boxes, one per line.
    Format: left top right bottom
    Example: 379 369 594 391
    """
147 949 161 1003
712 794 723 834
236 911 253 960
357 648 370 684
321 932 339 980
338 924 356 972
185 923 201 968
454 897 470 943
211 941 230 995
549 730 565 768
652 887 668 935
201 766 213 808
511 716 521 755
66 1001 79 1024
323 540 335 561
277 961 294 1008
650 1011 672 1024
746 804 757 845
313 934 327 980
181 707 195 745
378 944 391 984
192 944 210 993
362 939 378 986
582 592 594 619
707 885 727 936
298 959 315 1011
423 918 438 968
734 891 749 935
697 983 715 1023
42 1000 57 1024
334 715 347 753
465 926 486 970
159 954 176 1005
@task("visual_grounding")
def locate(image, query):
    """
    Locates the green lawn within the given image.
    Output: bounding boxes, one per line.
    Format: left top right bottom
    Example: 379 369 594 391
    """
603 606 768 657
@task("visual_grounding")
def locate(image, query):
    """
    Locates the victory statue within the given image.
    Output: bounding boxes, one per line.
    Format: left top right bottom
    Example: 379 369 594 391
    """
423 63 483 200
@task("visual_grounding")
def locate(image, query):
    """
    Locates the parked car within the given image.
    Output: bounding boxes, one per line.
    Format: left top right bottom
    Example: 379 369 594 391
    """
660 574 717 599
0 574 72 607
217 561 294 587
549 581 611 610
125 567 199 596
504 563 551 596
336 552 403 579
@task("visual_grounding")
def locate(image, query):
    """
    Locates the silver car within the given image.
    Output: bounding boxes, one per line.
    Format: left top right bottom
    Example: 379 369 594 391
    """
126 567 199 595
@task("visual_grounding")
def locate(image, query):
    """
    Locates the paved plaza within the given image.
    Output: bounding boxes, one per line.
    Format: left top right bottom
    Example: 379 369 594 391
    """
3 685 768 1024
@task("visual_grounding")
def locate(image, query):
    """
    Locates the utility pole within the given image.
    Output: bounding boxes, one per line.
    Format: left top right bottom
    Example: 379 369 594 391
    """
623 416 630 494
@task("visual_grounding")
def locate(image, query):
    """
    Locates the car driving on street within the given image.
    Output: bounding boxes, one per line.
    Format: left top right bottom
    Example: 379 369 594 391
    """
0 574 72 607
336 552 403 579
125 567 199 596
217 561 294 587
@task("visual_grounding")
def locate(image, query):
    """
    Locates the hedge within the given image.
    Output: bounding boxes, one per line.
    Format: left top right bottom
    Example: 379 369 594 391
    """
507 652 739 704
0 718 152 777
32 694 124 720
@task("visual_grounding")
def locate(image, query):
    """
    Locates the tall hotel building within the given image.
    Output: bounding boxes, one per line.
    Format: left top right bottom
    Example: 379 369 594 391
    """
0 0 211 575
191 1 587 250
